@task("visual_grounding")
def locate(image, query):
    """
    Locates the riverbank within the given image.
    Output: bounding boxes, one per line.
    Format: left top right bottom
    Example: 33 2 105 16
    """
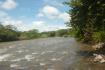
79 42 105 63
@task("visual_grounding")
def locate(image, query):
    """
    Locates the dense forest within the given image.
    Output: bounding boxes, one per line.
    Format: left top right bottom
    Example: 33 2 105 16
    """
66 0 105 44
0 23 70 42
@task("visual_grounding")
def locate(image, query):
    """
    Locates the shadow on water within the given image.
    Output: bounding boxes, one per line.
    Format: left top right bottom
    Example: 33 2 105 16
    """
77 46 105 57
77 50 94 57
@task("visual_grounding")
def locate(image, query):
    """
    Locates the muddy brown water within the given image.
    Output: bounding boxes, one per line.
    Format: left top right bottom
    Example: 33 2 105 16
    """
0 37 105 70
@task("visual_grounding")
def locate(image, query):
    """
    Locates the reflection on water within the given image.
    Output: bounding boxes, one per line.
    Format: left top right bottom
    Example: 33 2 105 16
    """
0 37 105 70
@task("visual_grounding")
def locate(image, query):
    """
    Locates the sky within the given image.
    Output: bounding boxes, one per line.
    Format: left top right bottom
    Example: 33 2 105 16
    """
0 0 70 32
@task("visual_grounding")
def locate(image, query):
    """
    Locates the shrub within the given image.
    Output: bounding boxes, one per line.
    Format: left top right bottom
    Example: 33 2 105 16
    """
92 31 105 43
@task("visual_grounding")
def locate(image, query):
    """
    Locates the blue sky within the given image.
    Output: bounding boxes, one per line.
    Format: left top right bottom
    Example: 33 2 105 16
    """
0 0 70 32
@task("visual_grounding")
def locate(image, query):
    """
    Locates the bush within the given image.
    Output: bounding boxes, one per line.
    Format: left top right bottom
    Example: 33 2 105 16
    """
92 31 105 43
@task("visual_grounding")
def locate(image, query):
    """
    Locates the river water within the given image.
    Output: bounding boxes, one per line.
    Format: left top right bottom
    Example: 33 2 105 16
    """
0 37 105 70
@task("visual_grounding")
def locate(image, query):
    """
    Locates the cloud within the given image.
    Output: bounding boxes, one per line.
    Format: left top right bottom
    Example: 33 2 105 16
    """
0 11 69 32
32 21 44 26
39 25 69 32
38 5 60 19
42 5 59 15
59 13 71 22
2 20 29 31
0 0 17 10
0 11 10 22
32 21 69 32
38 5 70 22
1 18 69 32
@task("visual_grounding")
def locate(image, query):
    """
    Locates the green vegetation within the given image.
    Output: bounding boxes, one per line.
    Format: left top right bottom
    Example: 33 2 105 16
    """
66 0 105 44
0 23 70 42
40 29 70 38
0 24 19 42
19 29 39 40
0 24 40 42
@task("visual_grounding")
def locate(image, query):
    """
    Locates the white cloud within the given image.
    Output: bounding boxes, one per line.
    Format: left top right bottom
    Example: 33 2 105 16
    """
0 11 10 22
32 21 44 26
1 19 69 32
59 13 70 22
38 5 70 22
32 21 69 32
0 0 17 10
38 5 60 19
2 20 29 31
0 11 31 31
40 25 69 32
42 5 59 15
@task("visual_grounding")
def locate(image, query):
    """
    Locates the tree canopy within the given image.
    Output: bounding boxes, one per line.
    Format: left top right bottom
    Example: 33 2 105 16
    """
66 0 105 43
0 24 40 42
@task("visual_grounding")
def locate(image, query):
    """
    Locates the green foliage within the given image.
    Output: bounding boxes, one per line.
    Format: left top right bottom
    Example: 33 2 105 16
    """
19 29 39 40
92 31 105 43
0 24 40 42
0 24 19 41
0 23 70 42
66 0 105 43
48 31 56 37
40 31 56 38
40 29 70 38
56 29 69 37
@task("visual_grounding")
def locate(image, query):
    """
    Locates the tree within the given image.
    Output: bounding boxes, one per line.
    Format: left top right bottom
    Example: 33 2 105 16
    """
0 24 19 41
56 29 69 37
66 0 105 43
19 29 39 40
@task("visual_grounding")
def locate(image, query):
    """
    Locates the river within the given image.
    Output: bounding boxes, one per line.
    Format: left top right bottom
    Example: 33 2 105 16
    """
0 37 105 70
